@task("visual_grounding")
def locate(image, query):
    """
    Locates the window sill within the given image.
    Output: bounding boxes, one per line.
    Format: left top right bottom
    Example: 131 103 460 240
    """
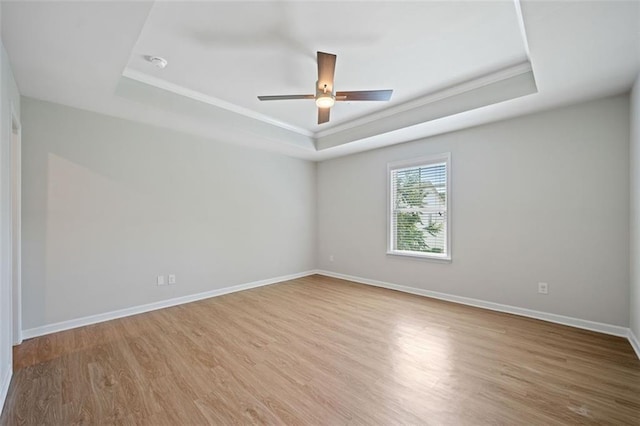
386 250 452 263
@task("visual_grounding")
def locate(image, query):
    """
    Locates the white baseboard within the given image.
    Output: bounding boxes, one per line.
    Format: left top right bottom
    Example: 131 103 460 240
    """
316 270 630 338
629 329 640 360
22 270 316 340
0 365 12 417
18 269 640 362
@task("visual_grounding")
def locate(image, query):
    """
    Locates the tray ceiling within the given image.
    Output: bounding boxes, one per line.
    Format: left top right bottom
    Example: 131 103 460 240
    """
2 1 638 160
124 1 528 134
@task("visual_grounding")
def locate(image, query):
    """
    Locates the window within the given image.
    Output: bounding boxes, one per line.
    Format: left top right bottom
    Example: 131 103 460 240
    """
388 153 450 260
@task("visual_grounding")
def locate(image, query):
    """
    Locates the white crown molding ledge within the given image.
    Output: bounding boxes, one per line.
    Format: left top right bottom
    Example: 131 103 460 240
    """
316 270 631 339
113 75 317 159
21 271 317 340
315 60 537 151
315 61 534 139
122 60 537 159
513 0 532 59
123 68 314 138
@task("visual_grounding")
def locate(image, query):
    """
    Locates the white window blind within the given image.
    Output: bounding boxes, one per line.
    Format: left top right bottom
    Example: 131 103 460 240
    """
388 154 450 260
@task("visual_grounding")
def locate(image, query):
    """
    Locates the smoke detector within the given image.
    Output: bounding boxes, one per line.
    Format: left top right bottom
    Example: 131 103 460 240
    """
147 56 168 69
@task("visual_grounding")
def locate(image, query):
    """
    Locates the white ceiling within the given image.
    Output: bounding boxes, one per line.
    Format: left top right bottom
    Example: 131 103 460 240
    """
126 1 527 133
2 1 639 161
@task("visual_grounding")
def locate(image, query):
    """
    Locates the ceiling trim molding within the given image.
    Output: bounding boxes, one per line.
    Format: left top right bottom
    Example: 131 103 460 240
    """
315 63 537 151
122 67 315 138
315 60 533 139
513 0 532 59
122 60 533 144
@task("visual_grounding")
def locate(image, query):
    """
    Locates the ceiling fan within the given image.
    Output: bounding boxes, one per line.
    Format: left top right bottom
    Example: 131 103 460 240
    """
258 51 393 124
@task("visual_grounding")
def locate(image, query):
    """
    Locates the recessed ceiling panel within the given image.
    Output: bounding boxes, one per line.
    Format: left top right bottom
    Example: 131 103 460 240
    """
125 1 528 133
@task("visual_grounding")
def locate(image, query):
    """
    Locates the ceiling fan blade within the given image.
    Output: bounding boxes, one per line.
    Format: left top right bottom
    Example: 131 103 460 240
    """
336 90 393 101
318 107 330 124
258 94 315 101
317 51 337 92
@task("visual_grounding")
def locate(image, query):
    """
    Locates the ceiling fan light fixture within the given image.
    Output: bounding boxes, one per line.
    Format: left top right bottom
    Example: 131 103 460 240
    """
315 94 335 108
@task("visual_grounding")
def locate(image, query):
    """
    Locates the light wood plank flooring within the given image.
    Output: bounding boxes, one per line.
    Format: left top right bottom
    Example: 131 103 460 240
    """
2 275 639 425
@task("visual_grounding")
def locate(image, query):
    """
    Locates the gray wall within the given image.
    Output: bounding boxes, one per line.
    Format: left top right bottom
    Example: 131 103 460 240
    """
631 76 640 339
0 40 20 404
21 97 316 330
16 85 638 339
317 95 630 326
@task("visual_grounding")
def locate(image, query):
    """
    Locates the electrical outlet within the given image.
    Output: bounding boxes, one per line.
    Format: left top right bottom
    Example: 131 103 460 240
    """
157 275 166 286
329 255 334 262
168 274 176 285
538 282 548 294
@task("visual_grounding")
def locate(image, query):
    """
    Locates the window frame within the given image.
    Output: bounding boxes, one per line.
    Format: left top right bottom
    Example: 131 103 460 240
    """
387 153 452 262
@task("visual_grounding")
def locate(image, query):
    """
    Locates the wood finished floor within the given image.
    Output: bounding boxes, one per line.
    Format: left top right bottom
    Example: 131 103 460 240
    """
1 275 639 425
